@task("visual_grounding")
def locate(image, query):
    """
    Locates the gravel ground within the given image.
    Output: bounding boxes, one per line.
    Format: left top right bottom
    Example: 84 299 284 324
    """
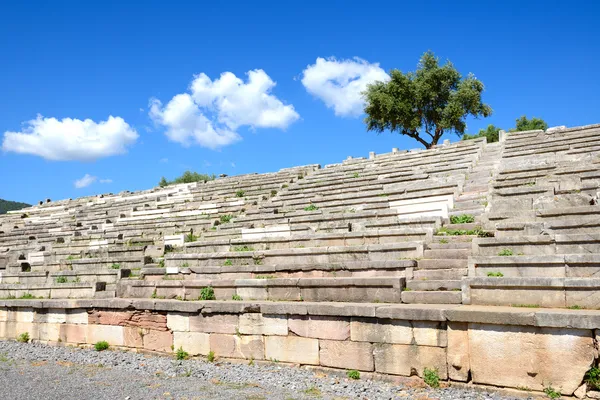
0 340 531 400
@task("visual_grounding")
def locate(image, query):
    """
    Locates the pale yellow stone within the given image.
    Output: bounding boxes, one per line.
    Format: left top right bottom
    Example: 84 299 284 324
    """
0 310 7 322
447 322 469 382
174 332 210 356
209 334 264 360
468 323 594 395
373 343 447 378
319 340 374 371
15 322 37 341
239 314 287 336
264 336 319 365
60 324 87 344
288 315 350 340
45 309 67 324
413 321 447 347
86 324 125 346
189 313 238 334
38 323 61 342
167 312 190 332
66 309 88 324
14 309 34 323
351 318 412 344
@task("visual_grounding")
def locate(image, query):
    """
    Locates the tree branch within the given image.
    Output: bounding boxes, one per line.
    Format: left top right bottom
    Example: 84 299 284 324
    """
402 129 431 149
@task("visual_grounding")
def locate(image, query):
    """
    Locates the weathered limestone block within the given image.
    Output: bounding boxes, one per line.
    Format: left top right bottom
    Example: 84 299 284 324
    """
319 340 374 371
447 322 469 382
38 323 61 342
12 308 34 323
209 334 264 360
533 193 594 210
86 324 125 346
66 309 88 324
0 309 7 322
264 336 319 365
167 312 189 332
142 329 173 352
88 310 167 330
174 331 210 356
351 318 412 344
60 323 87 344
189 313 239 334
288 315 350 340
468 323 594 395
236 287 268 301
413 321 447 347
239 314 287 336
373 343 447 378
38 309 66 324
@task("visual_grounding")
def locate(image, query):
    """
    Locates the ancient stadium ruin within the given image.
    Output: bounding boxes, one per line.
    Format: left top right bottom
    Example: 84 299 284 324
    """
2 123 600 398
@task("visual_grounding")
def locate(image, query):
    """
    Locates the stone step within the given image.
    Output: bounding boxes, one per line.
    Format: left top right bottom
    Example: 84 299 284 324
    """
417 258 468 269
412 268 467 280
444 222 480 231
462 184 489 192
119 276 405 303
401 290 462 304
456 192 487 201
406 280 461 291
453 199 484 209
432 235 477 243
94 290 116 299
426 242 472 250
423 249 470 259
449 208 485 217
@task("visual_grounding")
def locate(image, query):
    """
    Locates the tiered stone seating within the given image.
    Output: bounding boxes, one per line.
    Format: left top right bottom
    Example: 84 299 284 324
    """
0 139 489 303
4 124 600 397
462 124 600 307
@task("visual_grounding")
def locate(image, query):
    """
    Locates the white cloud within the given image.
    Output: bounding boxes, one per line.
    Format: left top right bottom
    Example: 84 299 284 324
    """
74 174 97 188
301 57 390 117
230 162 236 168
2 115 138 161
159 158 169 163
150 69 299 149
99 179 112 184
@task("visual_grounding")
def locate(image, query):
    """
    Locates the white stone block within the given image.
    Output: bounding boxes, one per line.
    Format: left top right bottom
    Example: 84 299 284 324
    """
389 194 453 220
165 234 185 247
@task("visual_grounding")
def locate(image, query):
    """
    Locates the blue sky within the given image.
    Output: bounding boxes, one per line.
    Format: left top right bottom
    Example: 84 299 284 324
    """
1 0 599 205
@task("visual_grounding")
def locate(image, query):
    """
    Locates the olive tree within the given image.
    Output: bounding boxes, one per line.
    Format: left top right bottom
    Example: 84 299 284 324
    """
363 51 492 149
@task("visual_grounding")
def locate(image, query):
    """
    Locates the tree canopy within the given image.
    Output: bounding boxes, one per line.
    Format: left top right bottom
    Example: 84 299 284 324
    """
159 171 216 187
363 51 492 149
462 124 501 143
510 116 548 132
0 199 30 215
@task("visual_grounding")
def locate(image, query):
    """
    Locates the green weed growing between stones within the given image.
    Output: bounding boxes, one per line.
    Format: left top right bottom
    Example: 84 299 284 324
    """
423 368 440 388
94 341 109 351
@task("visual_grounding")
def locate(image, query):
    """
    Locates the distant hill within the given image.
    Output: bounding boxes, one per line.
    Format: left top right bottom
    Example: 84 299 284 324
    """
0 199 31 215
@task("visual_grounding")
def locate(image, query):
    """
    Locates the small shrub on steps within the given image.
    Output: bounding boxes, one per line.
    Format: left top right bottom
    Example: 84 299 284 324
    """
450 214 475 224
199 286 216 300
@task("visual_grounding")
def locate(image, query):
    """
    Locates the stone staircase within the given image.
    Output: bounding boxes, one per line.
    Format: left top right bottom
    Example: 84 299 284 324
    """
403 141 503 304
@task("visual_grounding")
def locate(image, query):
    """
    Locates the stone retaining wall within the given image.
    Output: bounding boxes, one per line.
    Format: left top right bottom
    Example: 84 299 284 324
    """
0 299 597 396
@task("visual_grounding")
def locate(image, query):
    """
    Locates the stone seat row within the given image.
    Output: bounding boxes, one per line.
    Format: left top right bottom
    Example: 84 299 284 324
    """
118 276 406 303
